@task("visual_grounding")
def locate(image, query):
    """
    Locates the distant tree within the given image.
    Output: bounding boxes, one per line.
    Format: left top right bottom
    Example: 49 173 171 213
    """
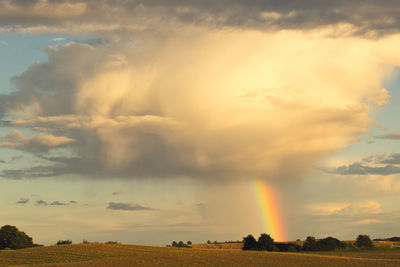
242 234 258 251
303 236 317 251
178 241 185 247
355 235 373 248
340 241 354 249
0 225 34 250
187 241 192 245
56 240 72 245
207 240 212 244
213 241 218 244
257 233 275 251
172 241 178 247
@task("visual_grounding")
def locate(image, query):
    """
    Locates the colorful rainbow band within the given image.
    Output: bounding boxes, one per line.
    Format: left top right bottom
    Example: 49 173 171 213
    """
252 180 286 241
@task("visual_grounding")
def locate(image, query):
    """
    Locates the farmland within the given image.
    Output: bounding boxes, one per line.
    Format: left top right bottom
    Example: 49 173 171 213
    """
1 244 400 267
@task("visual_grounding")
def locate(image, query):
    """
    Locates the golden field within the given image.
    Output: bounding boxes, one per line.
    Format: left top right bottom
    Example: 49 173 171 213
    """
1 244 400 266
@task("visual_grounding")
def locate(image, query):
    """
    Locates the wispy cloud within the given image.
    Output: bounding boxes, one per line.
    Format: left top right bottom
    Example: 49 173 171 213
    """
112 190 124 196
0 41 6 45
351 219 382 225
376 131 400 140
107 202 152 211
0 130 75 153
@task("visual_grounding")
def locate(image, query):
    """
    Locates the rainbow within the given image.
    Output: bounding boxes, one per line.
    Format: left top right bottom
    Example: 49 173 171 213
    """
252 180 286 241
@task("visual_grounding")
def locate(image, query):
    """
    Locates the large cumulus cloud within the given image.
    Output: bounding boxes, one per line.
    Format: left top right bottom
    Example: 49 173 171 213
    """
1 29 398 181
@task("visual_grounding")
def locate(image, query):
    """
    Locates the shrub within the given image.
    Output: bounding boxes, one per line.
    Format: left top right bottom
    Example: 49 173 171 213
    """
187 241 192 245
105 241 118 244
56 240 72 245
0 225 34 250
171 241 190 248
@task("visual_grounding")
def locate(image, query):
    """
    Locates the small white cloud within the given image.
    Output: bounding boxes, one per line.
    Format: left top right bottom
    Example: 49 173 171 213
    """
52 37 66 42
308 201 381 216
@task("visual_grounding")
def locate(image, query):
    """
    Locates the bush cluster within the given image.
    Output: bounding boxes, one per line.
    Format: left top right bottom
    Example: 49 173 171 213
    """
243 233 374 252
243 233 277 251
171 241 191 248
56 240 72 245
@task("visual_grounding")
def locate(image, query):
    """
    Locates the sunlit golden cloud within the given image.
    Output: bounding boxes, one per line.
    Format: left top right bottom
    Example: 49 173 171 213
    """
1 29 399 181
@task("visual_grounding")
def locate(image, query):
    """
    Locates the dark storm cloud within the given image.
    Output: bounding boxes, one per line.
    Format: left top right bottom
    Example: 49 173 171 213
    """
1 0 400 35
33 199 75 206
15 198 29 204
373 153 400 165
330 162 400 175
327 153 400 175
35 200 48 205
107 202 152 211
50 201 67 206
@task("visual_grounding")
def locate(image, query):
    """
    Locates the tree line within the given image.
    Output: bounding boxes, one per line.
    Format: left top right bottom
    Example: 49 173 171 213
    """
243 233 374 252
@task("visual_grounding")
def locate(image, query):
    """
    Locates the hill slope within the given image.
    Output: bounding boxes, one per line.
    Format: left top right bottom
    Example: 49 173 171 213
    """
1 244 400 266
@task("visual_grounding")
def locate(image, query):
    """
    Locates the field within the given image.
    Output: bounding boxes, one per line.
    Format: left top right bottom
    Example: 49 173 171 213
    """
1 244 400 267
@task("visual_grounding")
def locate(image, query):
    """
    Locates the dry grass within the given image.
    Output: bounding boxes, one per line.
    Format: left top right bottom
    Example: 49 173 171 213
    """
190 242 243 249
1 244 400 267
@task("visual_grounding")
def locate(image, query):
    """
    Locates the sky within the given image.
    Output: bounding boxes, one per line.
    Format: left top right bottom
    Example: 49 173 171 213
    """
0 0 400 246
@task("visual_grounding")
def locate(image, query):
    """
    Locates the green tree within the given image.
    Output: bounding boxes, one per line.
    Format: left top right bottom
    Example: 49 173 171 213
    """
257 233 275 251
0 225 34 250
355 235 373 248
303 236 317 251
172 241 178 247
242 234 258 250
187 241 192 245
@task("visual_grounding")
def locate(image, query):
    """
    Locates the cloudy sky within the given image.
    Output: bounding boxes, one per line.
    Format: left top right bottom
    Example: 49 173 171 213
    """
1 0 400 245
